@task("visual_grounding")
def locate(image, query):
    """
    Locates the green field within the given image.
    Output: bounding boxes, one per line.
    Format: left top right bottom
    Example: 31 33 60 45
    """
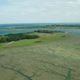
0 32 80 80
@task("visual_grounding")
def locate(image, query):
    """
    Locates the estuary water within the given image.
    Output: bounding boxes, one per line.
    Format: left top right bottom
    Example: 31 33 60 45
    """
0 28 80 34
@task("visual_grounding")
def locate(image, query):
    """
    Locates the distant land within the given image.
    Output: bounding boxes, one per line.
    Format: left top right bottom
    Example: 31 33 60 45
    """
0 23 80 27
0 23 80 35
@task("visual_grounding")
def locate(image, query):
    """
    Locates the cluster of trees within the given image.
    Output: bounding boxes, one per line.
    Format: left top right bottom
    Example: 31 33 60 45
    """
35 30 64 33
0 33 39 43
35 30 54 33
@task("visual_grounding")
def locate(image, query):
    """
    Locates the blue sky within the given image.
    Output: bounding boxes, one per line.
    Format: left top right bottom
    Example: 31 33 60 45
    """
0 0 80 24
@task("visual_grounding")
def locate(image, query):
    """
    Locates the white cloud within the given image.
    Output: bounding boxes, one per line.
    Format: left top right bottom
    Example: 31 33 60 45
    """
0 0 80 23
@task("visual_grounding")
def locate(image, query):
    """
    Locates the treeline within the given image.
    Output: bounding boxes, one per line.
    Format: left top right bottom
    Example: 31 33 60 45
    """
0 33 39 43
35 30 64 33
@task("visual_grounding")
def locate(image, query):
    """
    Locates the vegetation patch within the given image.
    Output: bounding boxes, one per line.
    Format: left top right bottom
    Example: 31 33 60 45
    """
0 33 39 43
0 31 66 48
35 30 65 33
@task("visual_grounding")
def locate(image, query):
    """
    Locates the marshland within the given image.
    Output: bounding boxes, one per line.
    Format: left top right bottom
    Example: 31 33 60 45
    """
0 24 80 80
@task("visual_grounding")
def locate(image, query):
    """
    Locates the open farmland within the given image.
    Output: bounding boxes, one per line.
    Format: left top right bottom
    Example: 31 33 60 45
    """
0 32 80 80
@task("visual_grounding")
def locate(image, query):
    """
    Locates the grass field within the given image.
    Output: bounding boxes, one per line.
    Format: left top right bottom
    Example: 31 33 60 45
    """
0 32 80 80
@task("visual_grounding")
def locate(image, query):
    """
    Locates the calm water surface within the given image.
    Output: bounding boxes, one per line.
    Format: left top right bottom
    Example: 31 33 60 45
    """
0 28 80 34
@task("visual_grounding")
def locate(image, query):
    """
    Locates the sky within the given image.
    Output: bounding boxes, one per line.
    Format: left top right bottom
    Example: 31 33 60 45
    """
0 0 80 24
